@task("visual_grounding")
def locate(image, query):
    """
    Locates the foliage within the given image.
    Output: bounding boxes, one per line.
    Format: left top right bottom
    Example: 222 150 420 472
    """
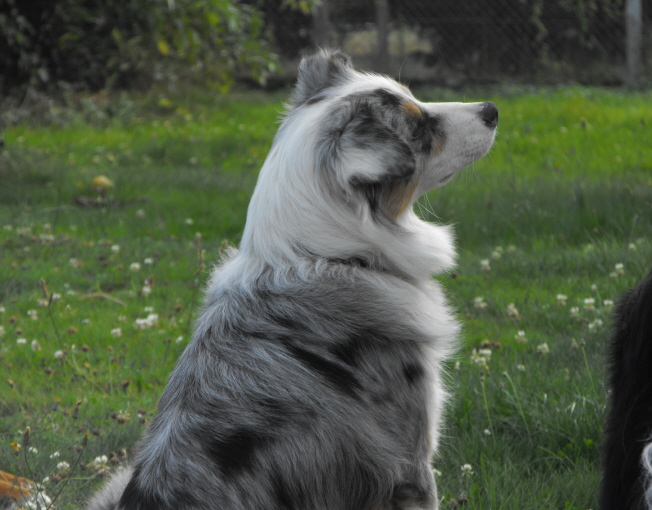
0 0 278 94
1 86 652 508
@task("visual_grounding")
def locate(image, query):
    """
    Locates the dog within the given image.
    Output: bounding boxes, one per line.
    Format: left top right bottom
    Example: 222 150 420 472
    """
86 49 498 510
601 265 652 510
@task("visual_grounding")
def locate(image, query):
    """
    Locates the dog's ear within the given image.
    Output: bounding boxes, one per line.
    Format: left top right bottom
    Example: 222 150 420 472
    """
291 49 354 106
319 100 418 220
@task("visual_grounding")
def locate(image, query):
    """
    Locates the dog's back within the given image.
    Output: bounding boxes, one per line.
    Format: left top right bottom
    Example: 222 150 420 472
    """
87 262 455 510
601 266 652 510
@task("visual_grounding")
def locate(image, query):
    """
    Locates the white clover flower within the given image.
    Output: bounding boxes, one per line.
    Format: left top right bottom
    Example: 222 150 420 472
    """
556 294 567 305
615 263 625 275
51 293 61 300
176 336 184 344
144 306 155 312
570 306 580 317
111 244 120 253
473 297 487 309
28 446 39 454
517 364 526 372
629 243 637 251
130 262 142 272
484 428 492 436
591 284 598 291
49 451 60 459
185 218 194 225
27 491 53 509
135 313 159 330
69 258 83 268
111 328 122 338
94 455 109 464
515 330 527 344
507 303 520 319
57 461 70 471
142 285 152 296
31 340 41 351
0 306 5 313
480 259 491 271
470 349 491 370
478 348 492 359
461 464 474 476
27 309 38 320
144 257 153 265
603 299 614 309
589 319 604 331
54 350 64 359
17 338 27 345
583 298 595 311
536 343 550 355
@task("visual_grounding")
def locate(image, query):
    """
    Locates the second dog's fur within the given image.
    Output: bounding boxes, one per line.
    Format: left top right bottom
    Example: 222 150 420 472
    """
87 50 498 510
601 266 652 510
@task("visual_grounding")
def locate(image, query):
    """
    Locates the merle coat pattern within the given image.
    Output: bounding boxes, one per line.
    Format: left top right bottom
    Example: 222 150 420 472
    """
86 50 498 510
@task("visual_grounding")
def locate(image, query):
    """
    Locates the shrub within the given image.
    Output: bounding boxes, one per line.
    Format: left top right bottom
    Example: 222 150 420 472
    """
0 0 278 93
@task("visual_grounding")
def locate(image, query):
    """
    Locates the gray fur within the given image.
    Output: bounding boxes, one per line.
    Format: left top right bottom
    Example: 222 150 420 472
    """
87 264 448 510
290 49 354 106
86 50 497 510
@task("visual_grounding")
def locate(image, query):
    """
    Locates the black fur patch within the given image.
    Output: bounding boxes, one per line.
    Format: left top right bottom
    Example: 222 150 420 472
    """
369 88 403 109
271 473 296 510
329 332 380 367
208 428 272 479
409 112 444 154
119 468 197 510
285 343 361 397
600 265 652 509
402 362 425 386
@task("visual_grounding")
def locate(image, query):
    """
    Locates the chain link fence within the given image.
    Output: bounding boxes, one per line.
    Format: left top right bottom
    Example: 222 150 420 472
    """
267 0 649 86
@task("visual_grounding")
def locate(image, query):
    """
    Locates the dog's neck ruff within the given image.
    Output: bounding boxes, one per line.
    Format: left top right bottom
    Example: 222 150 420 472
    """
236 105 457 284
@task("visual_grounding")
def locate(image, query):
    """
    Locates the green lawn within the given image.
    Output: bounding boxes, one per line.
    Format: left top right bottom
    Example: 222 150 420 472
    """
1 85 651 509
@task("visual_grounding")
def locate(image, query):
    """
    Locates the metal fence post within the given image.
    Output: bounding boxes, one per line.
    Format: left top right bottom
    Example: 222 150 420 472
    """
375 0 390 74
626 0 643 83
313 0 331 49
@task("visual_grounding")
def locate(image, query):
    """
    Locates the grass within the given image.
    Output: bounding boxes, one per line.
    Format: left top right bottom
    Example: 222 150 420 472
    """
1 84 651 509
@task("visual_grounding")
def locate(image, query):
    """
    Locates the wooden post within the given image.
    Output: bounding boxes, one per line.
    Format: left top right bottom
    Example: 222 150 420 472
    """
626 0 642 83
313 0 330 49
375 0 390 74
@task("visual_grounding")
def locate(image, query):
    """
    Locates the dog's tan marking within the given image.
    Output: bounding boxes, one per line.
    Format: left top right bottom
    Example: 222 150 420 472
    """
401 101 423 120
382 178 420 220
430 133 447 157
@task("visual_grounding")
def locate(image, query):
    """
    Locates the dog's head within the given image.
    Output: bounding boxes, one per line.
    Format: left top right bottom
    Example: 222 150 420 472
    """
239 50 497 280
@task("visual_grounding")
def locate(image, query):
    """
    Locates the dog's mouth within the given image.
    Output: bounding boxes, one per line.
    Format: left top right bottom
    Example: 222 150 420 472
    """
438 172 455 184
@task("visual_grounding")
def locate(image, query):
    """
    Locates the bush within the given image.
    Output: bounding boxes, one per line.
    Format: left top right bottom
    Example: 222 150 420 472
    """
0 0 278 93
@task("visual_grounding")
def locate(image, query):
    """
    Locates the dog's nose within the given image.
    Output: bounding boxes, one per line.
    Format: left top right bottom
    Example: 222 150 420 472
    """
480 102 498 128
